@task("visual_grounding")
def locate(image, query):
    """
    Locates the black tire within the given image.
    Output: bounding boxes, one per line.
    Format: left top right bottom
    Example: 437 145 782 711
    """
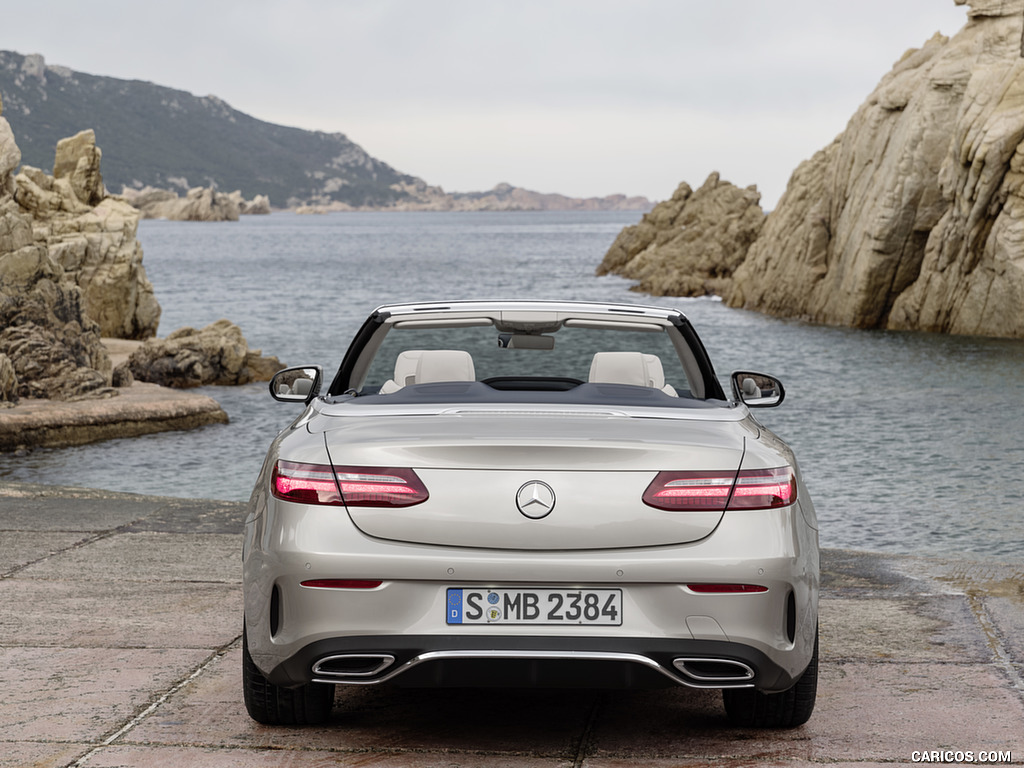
722 629 818 728
242 627 335 725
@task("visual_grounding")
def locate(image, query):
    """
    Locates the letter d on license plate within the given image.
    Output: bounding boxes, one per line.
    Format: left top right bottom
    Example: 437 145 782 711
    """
447 588 622 625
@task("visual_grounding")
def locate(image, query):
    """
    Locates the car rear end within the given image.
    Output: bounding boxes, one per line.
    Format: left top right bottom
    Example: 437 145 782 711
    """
243 408 818 703
242 300 819 728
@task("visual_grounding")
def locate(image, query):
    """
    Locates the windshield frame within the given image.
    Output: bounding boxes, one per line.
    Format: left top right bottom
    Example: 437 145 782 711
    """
326 301 726 403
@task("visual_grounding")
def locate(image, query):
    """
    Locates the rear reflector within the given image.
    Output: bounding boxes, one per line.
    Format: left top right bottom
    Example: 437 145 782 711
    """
643 467 795 511
301 579 383 589
271 461 428 507
686 584 769 594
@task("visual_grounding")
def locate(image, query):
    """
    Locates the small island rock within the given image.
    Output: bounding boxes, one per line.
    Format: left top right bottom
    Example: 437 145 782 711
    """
128 319 285 388
597 173 765 297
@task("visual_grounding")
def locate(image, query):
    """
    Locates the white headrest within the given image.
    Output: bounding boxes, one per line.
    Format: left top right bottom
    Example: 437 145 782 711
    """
589 352 654 387
642 354 666 389
414 350 476 384
393 350 424 387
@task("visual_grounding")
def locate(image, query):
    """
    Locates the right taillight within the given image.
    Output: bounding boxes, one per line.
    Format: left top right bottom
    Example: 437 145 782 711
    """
727 467 796 509
642 467 795 511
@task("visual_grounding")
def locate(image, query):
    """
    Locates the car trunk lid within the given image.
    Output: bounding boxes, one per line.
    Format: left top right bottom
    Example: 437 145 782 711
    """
323 410 751 550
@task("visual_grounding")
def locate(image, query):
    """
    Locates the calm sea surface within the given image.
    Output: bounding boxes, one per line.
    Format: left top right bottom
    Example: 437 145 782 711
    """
2 211 1023 560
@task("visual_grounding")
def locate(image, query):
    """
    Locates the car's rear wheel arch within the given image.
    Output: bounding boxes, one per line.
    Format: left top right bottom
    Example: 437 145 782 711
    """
721 625 818 728
242 625 335 725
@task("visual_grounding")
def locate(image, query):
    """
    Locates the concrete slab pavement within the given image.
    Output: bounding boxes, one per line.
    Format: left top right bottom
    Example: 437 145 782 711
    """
0 481 1021 767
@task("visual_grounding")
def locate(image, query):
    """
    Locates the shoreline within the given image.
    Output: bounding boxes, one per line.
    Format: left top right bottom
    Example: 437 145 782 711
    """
0 338 228 452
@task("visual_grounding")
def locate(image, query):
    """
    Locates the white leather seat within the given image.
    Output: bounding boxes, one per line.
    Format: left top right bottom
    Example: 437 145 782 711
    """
589 352 652 387
642 354 678 397
379 350 424 394
589 352 676 396
413 350 476 384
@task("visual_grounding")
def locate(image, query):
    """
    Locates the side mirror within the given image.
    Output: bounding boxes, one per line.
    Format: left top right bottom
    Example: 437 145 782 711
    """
731 371 785 408
270 366 323 403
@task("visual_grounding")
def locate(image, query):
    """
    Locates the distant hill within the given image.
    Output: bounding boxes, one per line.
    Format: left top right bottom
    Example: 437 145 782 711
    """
0 50 417 208
0 51 651 212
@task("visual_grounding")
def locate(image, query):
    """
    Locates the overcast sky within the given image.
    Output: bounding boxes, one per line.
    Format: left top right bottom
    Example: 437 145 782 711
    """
4 1 969 207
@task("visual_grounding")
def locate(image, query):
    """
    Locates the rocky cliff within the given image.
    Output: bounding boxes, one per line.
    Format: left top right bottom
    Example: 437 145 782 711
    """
1 105 146 402
603 0 1024 339
8 128 161 341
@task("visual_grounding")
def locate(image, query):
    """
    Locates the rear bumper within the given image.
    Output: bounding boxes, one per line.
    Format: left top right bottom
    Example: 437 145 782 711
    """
244 498 819 693
266 634 801 692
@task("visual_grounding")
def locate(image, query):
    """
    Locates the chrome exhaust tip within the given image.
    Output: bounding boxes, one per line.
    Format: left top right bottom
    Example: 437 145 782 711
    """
672 657 755 684
312 654 395 680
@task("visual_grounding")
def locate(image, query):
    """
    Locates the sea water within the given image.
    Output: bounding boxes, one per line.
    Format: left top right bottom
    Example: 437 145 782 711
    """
2 211 1023 560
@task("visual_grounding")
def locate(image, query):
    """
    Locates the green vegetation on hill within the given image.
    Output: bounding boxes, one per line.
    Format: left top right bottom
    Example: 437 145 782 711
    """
0 51 416 208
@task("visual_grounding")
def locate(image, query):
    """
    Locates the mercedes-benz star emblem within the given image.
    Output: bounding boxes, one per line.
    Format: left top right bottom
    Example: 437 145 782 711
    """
516 481 555 519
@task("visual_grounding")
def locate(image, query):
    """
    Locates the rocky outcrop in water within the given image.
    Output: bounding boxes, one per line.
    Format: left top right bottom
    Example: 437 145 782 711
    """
10 129 160 340
604 0 1024 339
1 110 119 402
596 173 764 296
229 190 271 215
0 232 115 402
128 319 284 388
121 185 271 220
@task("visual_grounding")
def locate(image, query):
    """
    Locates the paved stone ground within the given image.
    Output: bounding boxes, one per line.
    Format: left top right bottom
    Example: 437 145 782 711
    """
1 482 1022 767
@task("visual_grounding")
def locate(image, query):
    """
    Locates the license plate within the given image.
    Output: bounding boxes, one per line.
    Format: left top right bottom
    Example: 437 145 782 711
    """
446 588 622 625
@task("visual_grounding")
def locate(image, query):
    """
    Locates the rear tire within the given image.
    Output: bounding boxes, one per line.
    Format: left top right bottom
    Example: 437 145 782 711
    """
242 626 335 725
722 629 818 728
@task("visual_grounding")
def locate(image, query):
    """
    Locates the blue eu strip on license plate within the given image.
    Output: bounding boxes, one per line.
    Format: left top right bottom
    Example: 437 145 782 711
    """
446 588 622 625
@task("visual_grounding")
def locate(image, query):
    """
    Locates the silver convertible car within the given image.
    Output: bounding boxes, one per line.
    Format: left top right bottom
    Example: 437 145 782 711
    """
242 300 819 728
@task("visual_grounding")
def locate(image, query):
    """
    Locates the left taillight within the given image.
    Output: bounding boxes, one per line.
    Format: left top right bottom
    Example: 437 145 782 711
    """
271 461 428 507
642 467 795 511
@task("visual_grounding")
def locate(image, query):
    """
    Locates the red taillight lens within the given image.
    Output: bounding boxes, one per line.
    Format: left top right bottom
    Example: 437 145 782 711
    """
272 461 343 505
271 462 429 508
728 467 796 510
642 467 795 511
333 466 429 507
642 470 736 511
